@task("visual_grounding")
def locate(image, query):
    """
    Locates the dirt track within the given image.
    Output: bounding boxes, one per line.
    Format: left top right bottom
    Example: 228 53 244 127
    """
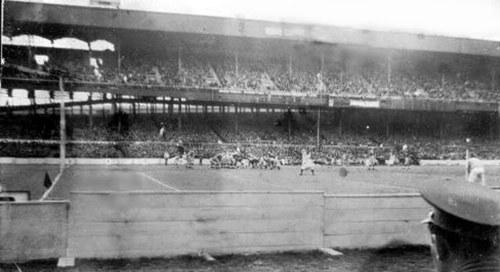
0 246 434 272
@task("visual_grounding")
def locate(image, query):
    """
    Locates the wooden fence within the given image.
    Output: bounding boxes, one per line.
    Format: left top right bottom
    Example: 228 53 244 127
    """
0 201 69 262
67 191 325 258
323 193 430 248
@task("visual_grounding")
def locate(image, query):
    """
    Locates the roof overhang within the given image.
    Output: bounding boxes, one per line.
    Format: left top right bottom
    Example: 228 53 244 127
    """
3 0 500 57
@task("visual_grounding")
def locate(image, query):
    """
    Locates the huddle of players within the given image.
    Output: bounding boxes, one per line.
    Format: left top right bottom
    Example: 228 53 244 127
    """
163 140 195 168
209 148 281 170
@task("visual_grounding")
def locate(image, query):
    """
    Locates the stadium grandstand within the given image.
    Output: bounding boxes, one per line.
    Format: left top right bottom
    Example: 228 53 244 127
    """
2 0 500 165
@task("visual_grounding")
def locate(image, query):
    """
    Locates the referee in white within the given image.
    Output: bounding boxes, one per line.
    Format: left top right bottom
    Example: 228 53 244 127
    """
465 138 486 186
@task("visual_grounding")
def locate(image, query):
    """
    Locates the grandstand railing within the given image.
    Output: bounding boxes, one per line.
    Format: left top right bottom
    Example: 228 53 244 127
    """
0 138 387 149
2 77 498 112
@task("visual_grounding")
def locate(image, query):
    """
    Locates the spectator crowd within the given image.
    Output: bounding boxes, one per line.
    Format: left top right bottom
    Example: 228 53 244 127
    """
3 47 499 103
1 113 499 164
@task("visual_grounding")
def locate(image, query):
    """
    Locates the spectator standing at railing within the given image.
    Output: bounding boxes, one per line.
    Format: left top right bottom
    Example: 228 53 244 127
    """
466 152 486 186
402 144 411 170
465 138 486 186
159 123 167 141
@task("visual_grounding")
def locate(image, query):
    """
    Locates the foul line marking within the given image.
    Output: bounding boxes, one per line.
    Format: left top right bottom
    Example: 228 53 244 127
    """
138 172 180 191
40 169 65 201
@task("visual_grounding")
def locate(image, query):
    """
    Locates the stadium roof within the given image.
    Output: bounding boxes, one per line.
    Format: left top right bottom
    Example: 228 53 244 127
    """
3 0 500 57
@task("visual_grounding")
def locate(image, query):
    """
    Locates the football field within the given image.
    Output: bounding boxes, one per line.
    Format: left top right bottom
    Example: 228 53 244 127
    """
2 163 500 200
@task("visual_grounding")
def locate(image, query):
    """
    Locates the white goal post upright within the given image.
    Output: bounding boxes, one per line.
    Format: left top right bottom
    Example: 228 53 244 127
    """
465 138 471 182
317 107 320 148
59 77 66 171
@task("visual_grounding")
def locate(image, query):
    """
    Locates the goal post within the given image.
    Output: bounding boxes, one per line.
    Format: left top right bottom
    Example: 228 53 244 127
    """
59 77 66 171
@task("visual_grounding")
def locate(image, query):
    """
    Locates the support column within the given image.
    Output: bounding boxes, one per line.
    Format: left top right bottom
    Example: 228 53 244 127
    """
235 51 239 75
59 78 66 171
102 103 106 121
178 115 182 131
235 106 239 134
163 98 166 114
117 42 121 75
88 99 93 129
111 95 117 114
385 112 390 138
496 108 500 140
490 113 495 141
28 89 36 116
338 110 343 137
440 113 444 140
387 51 392 84
492 68 497 91
317 107 321 148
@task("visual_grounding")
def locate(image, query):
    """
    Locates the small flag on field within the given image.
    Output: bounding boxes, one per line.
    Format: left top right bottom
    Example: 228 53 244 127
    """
43 172 52 189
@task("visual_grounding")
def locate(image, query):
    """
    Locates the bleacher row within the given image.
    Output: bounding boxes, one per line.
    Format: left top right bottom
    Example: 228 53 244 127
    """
3 49 499 102
1 114 499 163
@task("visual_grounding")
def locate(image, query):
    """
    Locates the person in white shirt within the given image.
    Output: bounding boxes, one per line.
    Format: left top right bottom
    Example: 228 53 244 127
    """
466 151 486 186
299 149 315 176
159 123 167 140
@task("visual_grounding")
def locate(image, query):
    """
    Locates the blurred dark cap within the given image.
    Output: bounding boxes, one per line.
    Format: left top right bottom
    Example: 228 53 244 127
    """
421 180 500 240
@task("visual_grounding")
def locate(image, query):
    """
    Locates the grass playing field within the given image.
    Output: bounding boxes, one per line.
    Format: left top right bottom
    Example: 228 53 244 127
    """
2 163 500 200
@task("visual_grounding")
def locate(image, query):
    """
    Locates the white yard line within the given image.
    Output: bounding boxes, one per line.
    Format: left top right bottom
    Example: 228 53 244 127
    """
138 172 180 191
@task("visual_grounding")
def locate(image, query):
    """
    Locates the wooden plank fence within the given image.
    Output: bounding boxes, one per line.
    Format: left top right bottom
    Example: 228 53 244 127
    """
323 193 430 249
67 191 325 258
0 201 69 262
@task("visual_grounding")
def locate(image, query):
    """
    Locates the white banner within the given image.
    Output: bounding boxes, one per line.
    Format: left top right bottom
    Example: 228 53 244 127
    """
349 100 380 108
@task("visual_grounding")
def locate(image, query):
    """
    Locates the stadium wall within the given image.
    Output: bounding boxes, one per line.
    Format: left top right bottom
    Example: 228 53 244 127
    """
67 191 325 258
0 201 69 262
323 193 430 249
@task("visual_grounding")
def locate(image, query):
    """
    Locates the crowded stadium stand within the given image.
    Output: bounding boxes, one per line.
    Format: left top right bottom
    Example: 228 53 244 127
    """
1 0 500 166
